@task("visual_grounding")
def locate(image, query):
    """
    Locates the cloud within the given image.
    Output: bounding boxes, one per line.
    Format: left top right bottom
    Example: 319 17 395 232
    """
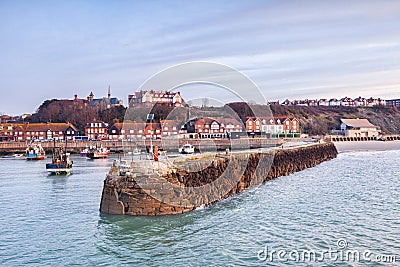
1 0 400 114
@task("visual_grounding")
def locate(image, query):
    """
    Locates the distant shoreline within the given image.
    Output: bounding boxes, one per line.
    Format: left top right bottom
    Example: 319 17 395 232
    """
333 140 400 153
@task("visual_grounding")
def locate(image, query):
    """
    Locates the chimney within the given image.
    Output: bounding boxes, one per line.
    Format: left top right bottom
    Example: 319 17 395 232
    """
74 94 78 100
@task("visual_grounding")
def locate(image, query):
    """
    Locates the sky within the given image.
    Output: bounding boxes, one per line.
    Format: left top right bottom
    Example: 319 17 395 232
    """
1 0 400 115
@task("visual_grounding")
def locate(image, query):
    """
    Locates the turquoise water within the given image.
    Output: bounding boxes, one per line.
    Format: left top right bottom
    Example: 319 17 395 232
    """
0 151 399 266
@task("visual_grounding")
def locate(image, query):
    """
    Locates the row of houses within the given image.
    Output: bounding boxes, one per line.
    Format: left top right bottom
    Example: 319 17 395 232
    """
281 97 387 107
0 122 78 142
0 115 300 142
92 116 300 140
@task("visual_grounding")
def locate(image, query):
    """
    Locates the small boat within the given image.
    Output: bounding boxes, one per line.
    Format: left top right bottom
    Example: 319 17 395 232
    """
86 145 109 159
46 147 73 175
26 142 45 160
133 147 141 155
179 143 195 154
2 154 24 159
80 148 88 157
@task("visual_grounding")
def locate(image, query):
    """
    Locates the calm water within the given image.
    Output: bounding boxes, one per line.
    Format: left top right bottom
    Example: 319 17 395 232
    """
0 151 399 266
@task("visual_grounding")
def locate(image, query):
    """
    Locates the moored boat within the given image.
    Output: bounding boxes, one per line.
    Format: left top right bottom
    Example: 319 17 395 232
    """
26 142 45 160
80 148 88 157
178 143 195 154
86 145 109 159
46 148 73 175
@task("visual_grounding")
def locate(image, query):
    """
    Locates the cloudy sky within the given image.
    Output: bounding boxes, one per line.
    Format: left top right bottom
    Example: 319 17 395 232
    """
1 0 400 114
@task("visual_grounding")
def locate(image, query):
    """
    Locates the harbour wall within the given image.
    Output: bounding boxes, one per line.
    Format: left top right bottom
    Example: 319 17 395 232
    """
100 142 338 216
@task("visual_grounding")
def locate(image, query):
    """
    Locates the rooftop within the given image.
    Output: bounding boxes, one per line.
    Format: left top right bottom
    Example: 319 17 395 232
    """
341 118 378 128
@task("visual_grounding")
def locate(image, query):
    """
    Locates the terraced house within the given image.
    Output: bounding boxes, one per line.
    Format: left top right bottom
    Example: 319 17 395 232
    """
0 122 78 141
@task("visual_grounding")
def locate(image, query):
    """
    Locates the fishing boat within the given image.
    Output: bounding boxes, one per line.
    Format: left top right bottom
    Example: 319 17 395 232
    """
25 142 45 160
46 147 73 175
179 143 195 154
86 145 109 159
80 148 88 157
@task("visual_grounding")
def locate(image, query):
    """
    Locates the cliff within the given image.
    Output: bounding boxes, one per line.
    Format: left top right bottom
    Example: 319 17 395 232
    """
100 143 338 216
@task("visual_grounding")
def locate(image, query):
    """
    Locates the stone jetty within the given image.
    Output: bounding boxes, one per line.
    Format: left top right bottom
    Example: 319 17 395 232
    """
100 143 338 216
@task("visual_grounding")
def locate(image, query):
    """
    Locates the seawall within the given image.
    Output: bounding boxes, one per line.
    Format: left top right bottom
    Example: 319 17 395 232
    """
100 143 338 216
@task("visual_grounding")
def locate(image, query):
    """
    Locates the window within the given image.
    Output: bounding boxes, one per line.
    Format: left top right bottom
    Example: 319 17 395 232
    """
130 130 134 134
121 130 125 134
8 126 12 130
59 131 62 134
67 131 70 135
112 130 116 134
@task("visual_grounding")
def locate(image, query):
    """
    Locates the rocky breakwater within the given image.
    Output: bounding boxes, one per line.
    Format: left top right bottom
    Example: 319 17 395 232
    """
100 143 338 216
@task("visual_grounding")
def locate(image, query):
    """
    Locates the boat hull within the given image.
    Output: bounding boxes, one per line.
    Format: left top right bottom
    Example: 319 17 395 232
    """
86 152 109 159
46 163 71 174
26 154 45 160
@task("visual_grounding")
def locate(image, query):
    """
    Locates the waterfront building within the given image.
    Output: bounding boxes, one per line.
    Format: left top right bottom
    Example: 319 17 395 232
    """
0 122 78 141
25 122 78 141
85 121 109 140
340 118 380 137
194 118 226 138
218 118 244 133
144 123 162 139
108 122 146 140
160 120 183 137
0 123 25 141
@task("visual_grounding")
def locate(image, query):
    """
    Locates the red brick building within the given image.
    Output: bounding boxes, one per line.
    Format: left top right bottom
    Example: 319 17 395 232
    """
85 121 109 140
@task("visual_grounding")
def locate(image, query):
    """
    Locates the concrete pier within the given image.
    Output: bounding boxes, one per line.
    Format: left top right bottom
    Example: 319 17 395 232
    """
100 143 338 216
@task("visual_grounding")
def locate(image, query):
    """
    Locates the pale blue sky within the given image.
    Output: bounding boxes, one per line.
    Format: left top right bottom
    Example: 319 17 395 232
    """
1 0 400 115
